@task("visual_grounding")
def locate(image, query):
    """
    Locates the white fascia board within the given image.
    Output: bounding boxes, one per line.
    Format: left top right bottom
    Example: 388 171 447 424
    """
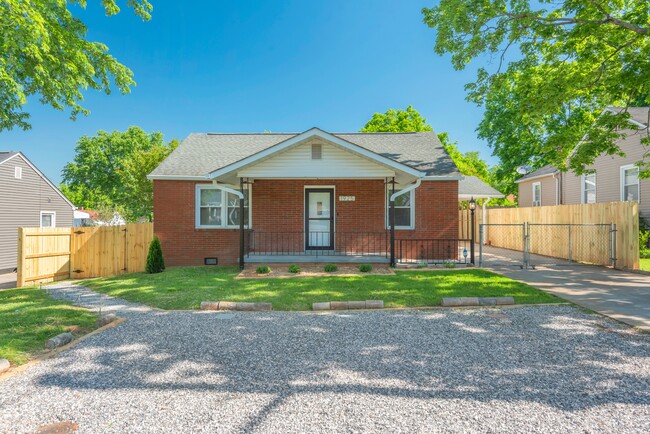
147 174 208 180
514 172 556 184
207 128 424 180
459 194 505 200
15 153 76 210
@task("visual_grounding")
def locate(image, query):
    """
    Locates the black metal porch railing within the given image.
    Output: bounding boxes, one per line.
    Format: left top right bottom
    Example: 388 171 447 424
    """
246 231 389 257
396 238 473 264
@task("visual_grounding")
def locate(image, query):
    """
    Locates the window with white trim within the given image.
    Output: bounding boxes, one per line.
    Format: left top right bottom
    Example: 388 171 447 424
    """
532 182 542 207
621 165 639 202
386 186 415 229
196 185 249 228
582 173 596 204
40 211 55 228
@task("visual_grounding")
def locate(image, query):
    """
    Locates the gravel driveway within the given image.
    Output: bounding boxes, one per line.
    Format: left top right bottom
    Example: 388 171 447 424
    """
1 283 649 433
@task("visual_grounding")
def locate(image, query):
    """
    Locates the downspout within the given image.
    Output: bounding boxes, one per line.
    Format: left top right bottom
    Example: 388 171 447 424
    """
482 197 491 244
390 178 422 266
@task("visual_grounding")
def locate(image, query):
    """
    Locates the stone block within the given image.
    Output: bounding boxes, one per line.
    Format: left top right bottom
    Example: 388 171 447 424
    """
219 301 238 310
0 358 9 373
496 297 515 305
236 302 255 311
200 301 219 310
442 297 479 307
348 301 366 310
45 332 73 350
330 301 348 310
252 302 272 311
442 298 462 307
313 302 331 311
478 298 497 306
96 313 118 327
365 300 384 309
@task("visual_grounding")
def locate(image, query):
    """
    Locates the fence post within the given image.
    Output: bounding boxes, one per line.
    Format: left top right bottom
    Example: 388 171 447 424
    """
611 223 618 268
523 222 528 269
479 225 483 267
16 227 25 287
568 223 571 262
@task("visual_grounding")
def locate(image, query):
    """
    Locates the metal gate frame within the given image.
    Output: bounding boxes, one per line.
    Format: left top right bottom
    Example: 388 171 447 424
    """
479 223 617 269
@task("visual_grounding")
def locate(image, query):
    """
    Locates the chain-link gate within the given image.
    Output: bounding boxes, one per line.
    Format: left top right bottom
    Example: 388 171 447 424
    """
479 223 617 269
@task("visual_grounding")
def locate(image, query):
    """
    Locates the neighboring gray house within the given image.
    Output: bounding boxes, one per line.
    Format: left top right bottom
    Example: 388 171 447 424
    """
0 152 74 272
516 107 650 217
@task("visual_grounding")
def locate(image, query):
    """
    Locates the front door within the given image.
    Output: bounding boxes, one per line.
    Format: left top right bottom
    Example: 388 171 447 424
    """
305 189 334 250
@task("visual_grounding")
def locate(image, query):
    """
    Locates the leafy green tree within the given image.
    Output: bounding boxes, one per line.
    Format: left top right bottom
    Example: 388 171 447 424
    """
437 132 490 181
361 106 433 132
61 127 177 222
0 0 153 131
423 0 650 176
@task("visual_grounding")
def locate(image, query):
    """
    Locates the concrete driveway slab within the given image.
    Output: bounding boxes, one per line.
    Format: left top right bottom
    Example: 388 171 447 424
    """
493 265 650 331
0 271 16 290
0 283 648 433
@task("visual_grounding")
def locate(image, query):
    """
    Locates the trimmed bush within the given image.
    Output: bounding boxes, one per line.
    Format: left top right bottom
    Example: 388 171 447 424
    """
288 264 301 273
443 260 456 269
145 236 165 274
256 265 271 274
324 264 338 272
358 264 373 273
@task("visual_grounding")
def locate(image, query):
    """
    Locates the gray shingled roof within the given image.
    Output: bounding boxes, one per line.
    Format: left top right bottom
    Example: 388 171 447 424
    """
458 176 504 198
517 164 558 181
149 130 460 178
0 151 18 165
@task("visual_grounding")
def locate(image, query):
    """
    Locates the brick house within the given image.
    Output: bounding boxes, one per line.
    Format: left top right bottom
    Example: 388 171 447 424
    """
149 128 485 267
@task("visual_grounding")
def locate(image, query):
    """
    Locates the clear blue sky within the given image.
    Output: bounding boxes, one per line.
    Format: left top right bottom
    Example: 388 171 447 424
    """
0 0 498 185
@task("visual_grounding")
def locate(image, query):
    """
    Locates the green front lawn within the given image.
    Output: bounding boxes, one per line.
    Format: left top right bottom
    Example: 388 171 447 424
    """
84 266 561 311
0 288 97 366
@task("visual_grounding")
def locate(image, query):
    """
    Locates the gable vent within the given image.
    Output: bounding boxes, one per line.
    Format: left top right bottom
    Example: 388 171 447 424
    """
14 166 22 179
311 143 322 159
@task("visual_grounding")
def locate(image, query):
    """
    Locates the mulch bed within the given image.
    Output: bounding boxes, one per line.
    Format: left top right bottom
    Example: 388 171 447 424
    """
237 263 395 279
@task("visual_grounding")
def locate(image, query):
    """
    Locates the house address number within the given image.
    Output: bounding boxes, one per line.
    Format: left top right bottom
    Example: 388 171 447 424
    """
339 195 356 202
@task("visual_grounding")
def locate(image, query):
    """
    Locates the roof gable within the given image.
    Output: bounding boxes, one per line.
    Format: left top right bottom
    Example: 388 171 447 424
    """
208 128 423 179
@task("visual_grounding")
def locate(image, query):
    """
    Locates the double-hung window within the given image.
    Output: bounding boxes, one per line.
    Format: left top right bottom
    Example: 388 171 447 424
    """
582 173 596 204
532 182 542 207
621 165 639 202
196 185 250 228
386 186 415 229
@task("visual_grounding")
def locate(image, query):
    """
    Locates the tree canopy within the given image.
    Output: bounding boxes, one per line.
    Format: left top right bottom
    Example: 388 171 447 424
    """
361 106 433 133
423 0 650 177
0 0 153 131
61 126 177 222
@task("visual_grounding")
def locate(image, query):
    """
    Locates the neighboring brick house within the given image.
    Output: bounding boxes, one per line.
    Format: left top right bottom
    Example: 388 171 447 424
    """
517 107 650 216
0 152 74 272
148 128 474 267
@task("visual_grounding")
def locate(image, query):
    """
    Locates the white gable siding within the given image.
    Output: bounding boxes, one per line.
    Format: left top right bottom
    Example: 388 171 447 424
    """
238 141 395 178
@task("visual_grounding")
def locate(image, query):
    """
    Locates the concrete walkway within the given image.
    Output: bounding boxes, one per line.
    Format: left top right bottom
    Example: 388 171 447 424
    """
494 265 650 331
0 271 16 290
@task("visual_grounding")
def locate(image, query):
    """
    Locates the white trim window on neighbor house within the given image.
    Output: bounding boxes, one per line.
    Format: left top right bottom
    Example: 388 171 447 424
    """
581 173 596 204
532 182 542 207
40 211 56 228
620 165 639 202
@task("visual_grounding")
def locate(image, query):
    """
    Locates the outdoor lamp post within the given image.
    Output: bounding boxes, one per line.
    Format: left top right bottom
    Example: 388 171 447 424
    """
469 197 476 265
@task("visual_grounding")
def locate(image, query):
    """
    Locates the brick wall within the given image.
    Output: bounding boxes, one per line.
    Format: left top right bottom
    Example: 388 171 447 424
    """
154 179 459 266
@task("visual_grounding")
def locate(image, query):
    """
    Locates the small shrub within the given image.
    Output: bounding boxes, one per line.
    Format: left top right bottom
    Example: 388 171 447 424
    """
324 264 338 272
256 265 271 274
416 263 427 269
288 264 301 273
443 260 456 269
358 264 373 273
640 218 650 258
145 236 165 274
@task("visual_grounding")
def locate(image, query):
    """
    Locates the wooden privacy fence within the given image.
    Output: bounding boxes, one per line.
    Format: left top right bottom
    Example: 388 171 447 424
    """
459 201 639 269
17 223 154 287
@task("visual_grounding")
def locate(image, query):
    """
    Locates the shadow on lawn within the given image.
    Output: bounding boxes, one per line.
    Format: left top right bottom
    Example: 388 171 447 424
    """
33 307 650 432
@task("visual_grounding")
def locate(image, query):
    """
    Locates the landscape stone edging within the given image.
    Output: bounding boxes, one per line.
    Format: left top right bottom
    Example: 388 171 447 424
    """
313 300 384 311
0 359 9 374
442 297 515 307
200 301 272 311
44 332 73 350
96 313 118 327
